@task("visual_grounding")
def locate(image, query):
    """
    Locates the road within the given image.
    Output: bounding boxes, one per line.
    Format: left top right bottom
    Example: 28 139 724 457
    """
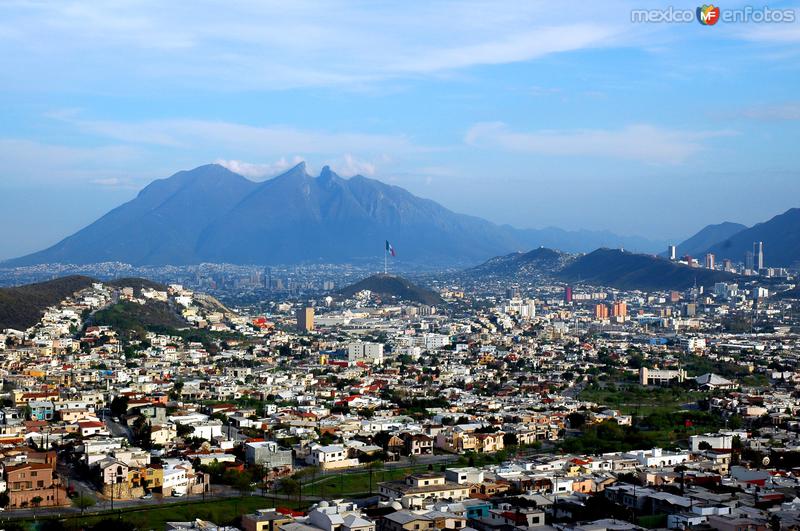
99 408 135 442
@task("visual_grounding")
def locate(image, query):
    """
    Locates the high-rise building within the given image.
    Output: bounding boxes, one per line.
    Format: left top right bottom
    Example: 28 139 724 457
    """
564 286 573 304
705 253 715 270
754 241 764 270
668 245 677 261
594 304 609 319
296 307 314 332
745 251 754 271
612 301 627 318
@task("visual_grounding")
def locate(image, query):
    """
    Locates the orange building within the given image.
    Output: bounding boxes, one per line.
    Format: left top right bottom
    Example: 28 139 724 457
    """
5 462 68 509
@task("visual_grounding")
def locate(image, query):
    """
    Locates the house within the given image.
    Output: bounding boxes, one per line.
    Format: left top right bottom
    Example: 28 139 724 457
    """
77 420 109 438
306 444 359 470
242 509 295 531
98 457 129 486
150 424 178 446
380 511 435 531
28 401 55 421
445 467 485 485
5 462 68 509
401 433 433 456
378 473 470 508
245 441 294 471
284 501 374 531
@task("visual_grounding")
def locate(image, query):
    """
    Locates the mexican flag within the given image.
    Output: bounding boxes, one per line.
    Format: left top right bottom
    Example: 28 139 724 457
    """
385 240 396 257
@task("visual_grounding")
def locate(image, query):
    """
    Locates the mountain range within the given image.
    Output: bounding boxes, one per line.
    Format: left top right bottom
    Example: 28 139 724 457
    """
702 208 800 268
668 222 747 259
5 163 666 267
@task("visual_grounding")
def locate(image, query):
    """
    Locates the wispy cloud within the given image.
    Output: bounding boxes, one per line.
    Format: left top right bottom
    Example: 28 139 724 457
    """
465 122 736 164
736 102 800 121
58 116 420 156
0 138 142 183
0 1 630 91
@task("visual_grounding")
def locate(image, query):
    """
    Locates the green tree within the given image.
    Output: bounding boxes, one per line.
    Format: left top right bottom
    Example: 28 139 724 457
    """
280 477 300 500
73 491 96 515
110 395 129 417
31 495 43 517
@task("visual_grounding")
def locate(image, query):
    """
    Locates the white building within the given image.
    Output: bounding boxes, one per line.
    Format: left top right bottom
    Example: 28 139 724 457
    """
307 444 359 470
347 342 384 365
626 448 690 468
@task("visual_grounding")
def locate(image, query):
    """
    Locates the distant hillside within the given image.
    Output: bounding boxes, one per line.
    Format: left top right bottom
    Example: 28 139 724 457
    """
466 247 571 277
338 274 444 305
703 208 800 268
0 275 180 332
557 249 736 291
0 275 95 330
91 299 188 337
669 222 747 258
6 163 665 267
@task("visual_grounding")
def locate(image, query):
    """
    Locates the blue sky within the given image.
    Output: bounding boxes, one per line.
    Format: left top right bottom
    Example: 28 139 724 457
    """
1 0 799 259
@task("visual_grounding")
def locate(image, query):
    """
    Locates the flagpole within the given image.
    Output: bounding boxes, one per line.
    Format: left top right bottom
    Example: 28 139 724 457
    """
384 245 387 275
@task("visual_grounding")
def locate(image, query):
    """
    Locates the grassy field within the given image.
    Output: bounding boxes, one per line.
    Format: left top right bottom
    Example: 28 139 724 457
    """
301 465 430 498
578 383 705 415
8 496 297 530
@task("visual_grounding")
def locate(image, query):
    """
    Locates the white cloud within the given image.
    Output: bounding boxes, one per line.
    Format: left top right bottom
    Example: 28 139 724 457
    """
465 122 735 164
215 157 305 179
328 154 377 177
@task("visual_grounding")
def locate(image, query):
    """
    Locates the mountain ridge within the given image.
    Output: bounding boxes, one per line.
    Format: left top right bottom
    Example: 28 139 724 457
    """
667 221 748 259
6 163 667 267
702 208 800 268
557 248 737 291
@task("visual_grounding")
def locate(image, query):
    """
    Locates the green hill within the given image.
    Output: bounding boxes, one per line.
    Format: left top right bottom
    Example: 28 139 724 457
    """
91 300 188 338
557 248 736 291
0 275 95 330
338 274 444 305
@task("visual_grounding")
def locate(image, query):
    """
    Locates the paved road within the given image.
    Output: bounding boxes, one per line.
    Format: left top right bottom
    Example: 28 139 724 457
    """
98 408 135 442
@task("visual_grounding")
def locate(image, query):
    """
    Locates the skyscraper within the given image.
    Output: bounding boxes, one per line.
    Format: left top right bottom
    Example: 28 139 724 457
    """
705 253 715 270
564 286 573 304
296 307 314 332
668 245 677 261
754 241 764 270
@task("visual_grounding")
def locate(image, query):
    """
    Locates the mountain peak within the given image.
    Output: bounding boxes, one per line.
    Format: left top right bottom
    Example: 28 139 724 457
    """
273 161 309 181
